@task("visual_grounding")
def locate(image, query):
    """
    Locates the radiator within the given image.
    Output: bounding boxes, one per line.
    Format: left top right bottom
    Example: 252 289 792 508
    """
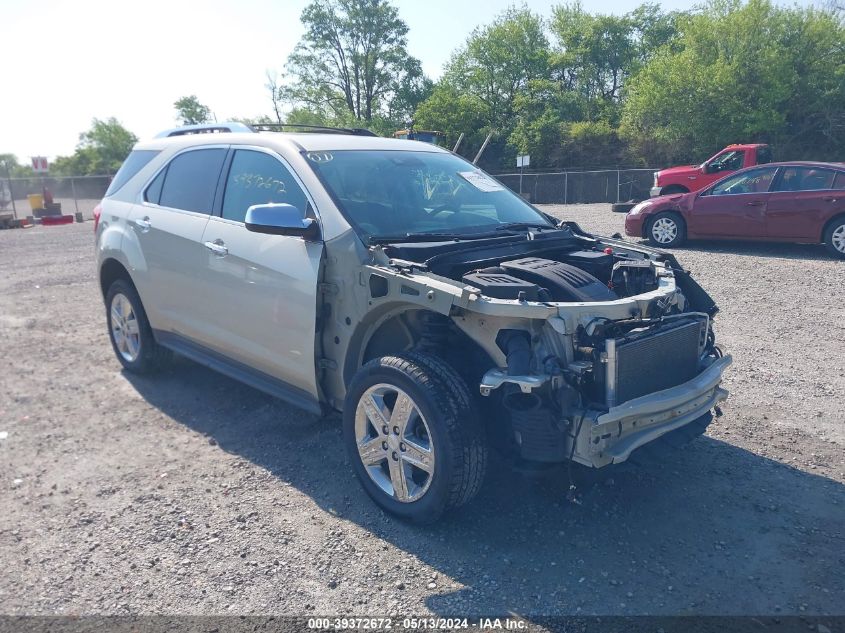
605 319 705 407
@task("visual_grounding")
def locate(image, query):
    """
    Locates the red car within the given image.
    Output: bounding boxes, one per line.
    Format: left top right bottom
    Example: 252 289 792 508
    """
626 161 845 258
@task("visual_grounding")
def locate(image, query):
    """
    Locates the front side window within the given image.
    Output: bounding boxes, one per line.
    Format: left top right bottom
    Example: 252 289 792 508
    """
158 148 227 213
221 150 308 223
709 167 776 196
304 150 552 238
773 167 835 192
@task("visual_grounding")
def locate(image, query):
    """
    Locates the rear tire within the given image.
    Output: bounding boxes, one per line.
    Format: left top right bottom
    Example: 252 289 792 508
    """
646 211 686 248
823 217 845 259
343 352 487 523
105 279 171 374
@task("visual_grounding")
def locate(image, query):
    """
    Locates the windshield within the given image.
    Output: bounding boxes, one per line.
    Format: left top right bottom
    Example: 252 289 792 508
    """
304 150 552 239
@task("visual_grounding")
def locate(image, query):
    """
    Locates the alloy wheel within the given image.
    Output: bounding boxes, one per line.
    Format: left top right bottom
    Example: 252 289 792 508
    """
110 292 141 363
354 383 435 503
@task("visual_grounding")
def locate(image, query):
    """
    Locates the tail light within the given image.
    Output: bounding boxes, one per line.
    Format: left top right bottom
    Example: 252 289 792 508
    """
93 203 102 234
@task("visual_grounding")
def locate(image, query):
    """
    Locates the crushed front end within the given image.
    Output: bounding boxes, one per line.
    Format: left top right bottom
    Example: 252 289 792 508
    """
368 224 731 469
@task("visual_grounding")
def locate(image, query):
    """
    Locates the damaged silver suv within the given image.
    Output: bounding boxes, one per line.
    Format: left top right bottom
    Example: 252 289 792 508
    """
96 123 731 522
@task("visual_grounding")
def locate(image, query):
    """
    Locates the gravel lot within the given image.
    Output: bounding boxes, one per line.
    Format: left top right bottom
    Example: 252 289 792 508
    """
1 205 843 619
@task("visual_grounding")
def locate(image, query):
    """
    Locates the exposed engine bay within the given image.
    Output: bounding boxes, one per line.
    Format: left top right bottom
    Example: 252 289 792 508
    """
356 224 730 470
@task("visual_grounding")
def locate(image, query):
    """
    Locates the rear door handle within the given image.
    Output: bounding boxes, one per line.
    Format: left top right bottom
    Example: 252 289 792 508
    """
745 200 764 206
823 196 838 202
204 239 228 257
134 216 151 232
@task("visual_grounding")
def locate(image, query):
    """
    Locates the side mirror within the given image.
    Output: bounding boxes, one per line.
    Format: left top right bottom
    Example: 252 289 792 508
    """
244 203 320 240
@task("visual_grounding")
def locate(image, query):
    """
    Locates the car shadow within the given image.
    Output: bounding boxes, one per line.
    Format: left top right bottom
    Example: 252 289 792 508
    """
632 237 835 261
123 358 845 618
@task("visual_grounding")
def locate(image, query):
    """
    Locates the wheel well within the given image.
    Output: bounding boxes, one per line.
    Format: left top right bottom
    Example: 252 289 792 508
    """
821 213 845 242
355 309 496 391
99 258 133 298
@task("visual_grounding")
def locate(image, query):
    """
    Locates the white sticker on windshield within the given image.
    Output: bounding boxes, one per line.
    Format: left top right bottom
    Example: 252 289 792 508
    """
458 171 504 192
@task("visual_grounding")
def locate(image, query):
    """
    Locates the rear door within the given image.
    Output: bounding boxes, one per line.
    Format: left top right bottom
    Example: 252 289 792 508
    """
766 166 842 239
195 147 324 400
688 167 777 237
127 147 228 338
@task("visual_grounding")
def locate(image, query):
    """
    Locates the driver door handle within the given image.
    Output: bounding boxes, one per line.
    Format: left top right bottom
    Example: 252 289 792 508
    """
746 200 765 207
204 239 228 257
823 196 838 202
134 216 151 232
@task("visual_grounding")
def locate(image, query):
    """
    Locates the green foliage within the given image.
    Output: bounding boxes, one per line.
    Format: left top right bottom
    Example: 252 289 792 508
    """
0 154 35 177
174 95 213 125
418 3 679 167
621 0 845 164
283 0 428 123
443 6 550 129
51 118 138 176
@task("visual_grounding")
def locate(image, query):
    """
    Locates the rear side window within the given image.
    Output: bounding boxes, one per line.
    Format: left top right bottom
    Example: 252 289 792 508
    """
105 150 159 196
221 150 308 223
756 146 772 165
159 149 227 213
833 171 845 190
773 167 835 192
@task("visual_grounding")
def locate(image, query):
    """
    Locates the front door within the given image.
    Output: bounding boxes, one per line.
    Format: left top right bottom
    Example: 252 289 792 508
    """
196 147 324 401
688 167 777 238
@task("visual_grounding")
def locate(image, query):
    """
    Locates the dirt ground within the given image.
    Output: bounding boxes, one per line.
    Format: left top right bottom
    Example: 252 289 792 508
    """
0 205 842 620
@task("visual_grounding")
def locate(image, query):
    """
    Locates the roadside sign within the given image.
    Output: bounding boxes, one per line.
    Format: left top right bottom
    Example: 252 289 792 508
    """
31 156 49 173
516 155 530 168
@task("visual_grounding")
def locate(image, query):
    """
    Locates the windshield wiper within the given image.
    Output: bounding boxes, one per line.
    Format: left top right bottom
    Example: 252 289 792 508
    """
494 221 559 232
367 232 477 245
368 223 561 245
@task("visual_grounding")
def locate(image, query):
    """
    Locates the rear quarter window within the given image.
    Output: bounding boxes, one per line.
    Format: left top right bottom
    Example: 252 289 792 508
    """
105 150 160 196
756 146 772 164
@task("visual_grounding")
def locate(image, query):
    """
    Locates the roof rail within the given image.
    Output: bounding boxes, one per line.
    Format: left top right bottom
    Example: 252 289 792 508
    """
250 123 378 137
155 122 254 138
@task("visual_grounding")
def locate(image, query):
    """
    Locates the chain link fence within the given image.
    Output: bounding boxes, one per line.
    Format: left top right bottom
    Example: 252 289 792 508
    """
492 168 657 204
0 175 111 220
0 169 658 224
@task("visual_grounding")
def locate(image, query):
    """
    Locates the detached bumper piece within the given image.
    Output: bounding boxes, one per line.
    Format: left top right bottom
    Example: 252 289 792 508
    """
586 354 732 466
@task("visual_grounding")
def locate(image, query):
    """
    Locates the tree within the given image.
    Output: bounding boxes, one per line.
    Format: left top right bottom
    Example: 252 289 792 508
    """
51 118 138 175
440 7 550 129
0 154 35 177
621 0 845 164
174 95 212 125
283 0 428 122
550 2 677 123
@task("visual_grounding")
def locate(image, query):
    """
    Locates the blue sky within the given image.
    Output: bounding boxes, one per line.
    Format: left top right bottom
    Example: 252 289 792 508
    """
0 0 805 160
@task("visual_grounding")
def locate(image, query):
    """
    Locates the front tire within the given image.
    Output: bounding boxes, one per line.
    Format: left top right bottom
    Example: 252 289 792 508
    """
823 217 845 259
343 353 487 523
646 211 686 248
105 279 171 374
